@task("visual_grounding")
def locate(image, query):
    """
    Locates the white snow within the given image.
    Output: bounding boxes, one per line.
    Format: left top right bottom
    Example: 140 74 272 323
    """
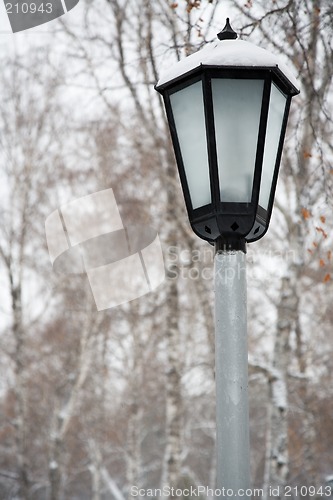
157 39 299 91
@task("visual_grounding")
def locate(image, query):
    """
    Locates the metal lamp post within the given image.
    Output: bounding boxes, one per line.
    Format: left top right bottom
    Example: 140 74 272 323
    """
155 19 299 499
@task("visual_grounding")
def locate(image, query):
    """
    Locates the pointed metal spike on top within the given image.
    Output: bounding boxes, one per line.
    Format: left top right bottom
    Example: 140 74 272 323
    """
217 18 238 40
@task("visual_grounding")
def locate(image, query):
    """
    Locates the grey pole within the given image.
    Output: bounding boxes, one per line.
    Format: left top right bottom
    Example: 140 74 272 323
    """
214 241 251 499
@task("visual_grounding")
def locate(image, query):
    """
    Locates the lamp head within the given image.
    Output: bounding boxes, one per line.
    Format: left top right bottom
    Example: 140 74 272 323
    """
155 20 299 249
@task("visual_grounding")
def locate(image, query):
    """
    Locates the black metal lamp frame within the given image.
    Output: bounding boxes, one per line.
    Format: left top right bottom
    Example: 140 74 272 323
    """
156 64 298 250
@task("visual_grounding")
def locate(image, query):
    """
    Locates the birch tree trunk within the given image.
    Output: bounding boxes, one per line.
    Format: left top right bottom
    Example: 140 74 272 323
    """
12 278 30 500
48 308 98 500
264 277 295 496
126 309 143 497
126 402 142 497
162 145 183 491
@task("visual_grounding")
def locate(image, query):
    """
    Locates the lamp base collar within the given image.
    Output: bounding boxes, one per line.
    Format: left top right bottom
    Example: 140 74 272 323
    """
215 235 246 254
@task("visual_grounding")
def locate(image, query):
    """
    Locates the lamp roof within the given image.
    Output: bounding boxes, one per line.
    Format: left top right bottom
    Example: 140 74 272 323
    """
156 39 299 94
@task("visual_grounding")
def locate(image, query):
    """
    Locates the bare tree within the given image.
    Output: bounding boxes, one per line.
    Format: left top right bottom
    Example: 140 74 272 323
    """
0 49 70 499
1 2 333 499
231 0 333 494
57 1 221 494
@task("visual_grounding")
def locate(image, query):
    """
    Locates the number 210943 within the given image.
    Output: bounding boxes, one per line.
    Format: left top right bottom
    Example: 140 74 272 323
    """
5 3 53 14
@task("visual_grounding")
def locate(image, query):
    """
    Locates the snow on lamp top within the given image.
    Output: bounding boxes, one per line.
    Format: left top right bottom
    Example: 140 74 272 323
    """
156 19 299 93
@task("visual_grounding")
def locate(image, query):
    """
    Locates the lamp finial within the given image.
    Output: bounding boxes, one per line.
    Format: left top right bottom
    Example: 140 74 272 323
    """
217 18 238 41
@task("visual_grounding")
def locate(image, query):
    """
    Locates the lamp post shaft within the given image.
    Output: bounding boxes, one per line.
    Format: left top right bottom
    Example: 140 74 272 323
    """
214 247 251 499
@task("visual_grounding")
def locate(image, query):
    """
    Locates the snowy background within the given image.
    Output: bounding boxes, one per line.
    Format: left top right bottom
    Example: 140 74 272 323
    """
0 1 332 499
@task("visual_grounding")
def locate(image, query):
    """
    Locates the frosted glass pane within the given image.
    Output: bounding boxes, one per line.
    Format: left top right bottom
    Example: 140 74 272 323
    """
259 83 287 210
212 79 264 202
170 82 211 209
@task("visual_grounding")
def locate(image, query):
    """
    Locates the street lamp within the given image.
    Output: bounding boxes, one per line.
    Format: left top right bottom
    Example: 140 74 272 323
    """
155 19 299 499
155 18 299 249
